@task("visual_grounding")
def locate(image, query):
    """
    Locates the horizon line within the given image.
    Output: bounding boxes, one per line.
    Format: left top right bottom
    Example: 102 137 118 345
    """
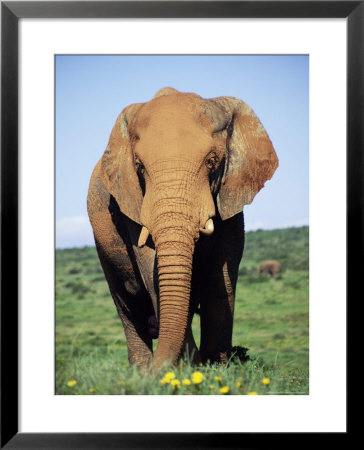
56 224 309 250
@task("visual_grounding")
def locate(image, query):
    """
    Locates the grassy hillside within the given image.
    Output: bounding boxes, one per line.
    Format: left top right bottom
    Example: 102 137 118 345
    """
56 226 309 395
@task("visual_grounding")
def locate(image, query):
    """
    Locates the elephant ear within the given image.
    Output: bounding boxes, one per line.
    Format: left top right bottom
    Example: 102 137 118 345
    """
211 97 278 221
101 103 144 225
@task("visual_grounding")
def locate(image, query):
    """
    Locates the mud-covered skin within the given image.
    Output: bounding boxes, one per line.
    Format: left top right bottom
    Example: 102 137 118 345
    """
88 88 278 369
88 162 154 366
88 161 244 366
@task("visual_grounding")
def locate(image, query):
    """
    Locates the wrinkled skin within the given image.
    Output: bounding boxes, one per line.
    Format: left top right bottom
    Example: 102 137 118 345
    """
259 260 282 278
87 88 278 370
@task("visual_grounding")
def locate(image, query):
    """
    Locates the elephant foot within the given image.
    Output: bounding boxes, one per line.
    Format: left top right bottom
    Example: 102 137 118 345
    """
147 315 159 339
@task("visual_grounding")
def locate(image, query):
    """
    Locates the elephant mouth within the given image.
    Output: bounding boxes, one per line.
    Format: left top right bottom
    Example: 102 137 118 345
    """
138 218 214 248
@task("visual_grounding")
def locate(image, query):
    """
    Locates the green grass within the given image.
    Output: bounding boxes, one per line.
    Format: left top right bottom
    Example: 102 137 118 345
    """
56 352 308 395
56 226 309 395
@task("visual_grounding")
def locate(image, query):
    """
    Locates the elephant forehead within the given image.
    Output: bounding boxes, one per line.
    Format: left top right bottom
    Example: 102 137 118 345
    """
136 94 213 132
137 123 213 160
135 110 213 156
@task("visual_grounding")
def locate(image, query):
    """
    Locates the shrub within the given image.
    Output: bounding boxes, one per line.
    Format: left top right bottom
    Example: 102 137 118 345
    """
64 281 93 297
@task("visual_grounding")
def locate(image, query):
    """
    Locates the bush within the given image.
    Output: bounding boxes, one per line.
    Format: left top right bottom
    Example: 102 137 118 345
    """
91 275 106 282
64 281 93 297
242 226 309 272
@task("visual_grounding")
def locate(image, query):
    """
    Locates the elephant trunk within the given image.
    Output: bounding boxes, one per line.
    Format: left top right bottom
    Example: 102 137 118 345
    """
148 165 198 368
153 237 194 367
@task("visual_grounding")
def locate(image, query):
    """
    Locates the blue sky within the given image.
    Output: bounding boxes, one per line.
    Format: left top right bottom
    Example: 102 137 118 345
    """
56 55 308 248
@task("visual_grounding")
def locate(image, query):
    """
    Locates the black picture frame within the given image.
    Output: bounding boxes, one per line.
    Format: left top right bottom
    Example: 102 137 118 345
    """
1 1 358 448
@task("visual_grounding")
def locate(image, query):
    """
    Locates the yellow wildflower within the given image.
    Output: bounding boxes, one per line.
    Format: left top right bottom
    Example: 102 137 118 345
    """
171 379 180 389
160 372 175 385
236 380 243 388
219 386 230 395
67 380 77 387
214 376 222 383
164 372 175 382
89 387 96 393
191 371 204 385
248 391 258 395
182 379 191 386
261 377 270 386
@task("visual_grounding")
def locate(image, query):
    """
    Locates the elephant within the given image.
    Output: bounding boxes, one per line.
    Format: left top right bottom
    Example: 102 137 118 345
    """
259 260 282 277
87 87 278 370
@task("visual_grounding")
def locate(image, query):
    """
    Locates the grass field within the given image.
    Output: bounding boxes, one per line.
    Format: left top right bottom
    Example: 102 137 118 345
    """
55 226 309 395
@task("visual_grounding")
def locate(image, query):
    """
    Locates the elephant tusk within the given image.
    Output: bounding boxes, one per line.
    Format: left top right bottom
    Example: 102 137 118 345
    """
200 218 214 236
138 226 150 248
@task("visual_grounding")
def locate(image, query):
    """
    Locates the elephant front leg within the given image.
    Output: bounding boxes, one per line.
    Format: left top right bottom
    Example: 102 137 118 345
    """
199 213 244 364
122 318 153 369
199 264 235 364
96 249 154 370
113 296 153 370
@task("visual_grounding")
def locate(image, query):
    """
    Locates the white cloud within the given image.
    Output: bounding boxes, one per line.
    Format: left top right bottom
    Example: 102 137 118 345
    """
56 215 94 248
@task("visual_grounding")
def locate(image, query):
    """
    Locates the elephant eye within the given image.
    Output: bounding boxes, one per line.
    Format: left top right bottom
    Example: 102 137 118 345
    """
130 133 140 144
135 156 145 175
205 151 219 172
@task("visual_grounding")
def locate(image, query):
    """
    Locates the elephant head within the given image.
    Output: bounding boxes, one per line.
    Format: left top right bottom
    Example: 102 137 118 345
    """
101 88 278 367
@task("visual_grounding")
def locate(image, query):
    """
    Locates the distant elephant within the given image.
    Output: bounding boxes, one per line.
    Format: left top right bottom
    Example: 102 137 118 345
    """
259 260 282 277
87 87 278 370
